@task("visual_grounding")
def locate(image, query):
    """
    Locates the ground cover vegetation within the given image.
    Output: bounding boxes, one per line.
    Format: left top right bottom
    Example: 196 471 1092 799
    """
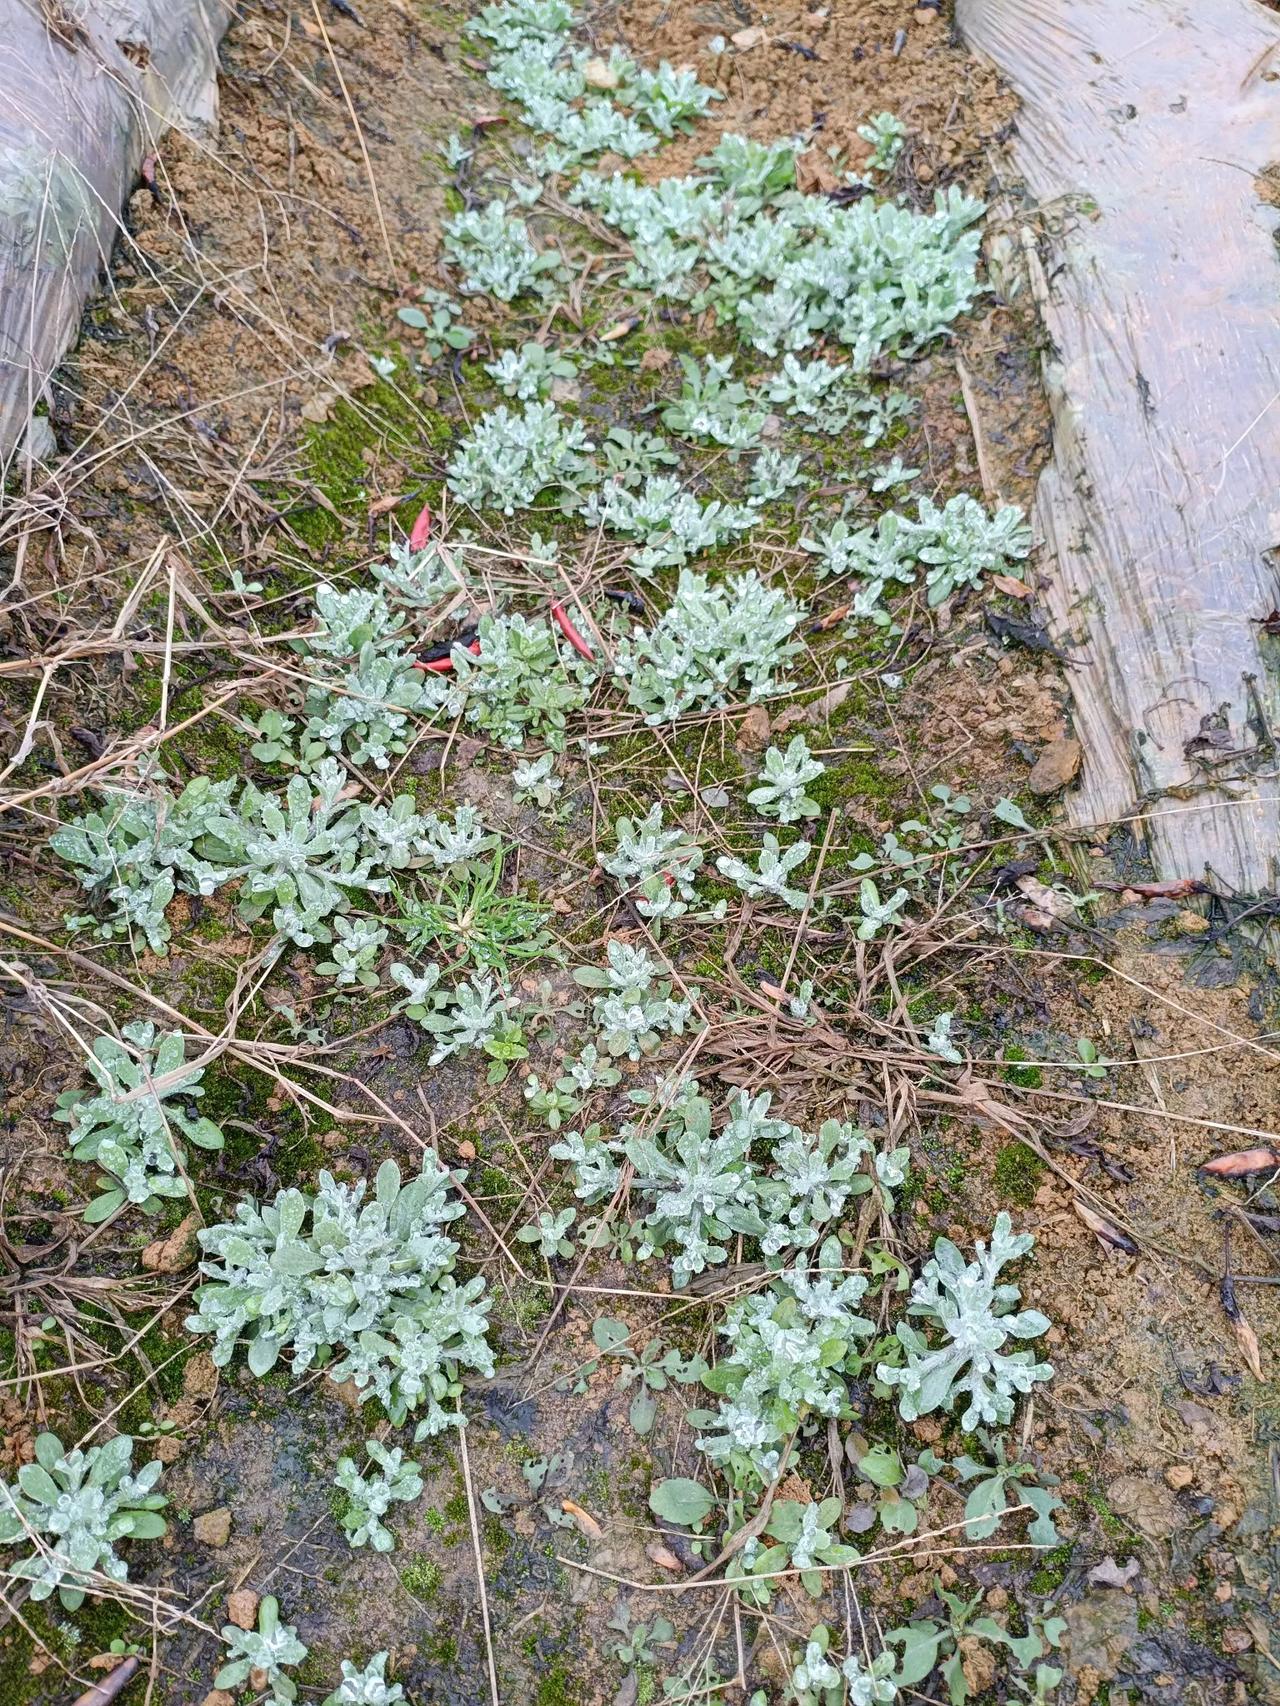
0 2 1272 1703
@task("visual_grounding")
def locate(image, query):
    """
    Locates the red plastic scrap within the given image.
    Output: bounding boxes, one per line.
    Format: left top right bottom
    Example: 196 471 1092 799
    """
550 601 595 660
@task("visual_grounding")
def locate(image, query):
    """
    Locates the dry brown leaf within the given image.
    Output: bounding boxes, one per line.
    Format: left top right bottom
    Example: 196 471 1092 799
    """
796 148 840 195
1014 874 1076 921
735 704 771 751
1230 1310 1264 1381
367 492 406 518
773 680 851 732
562 1498 605 1539
1073 1199 1138 1254
645 1540 684 1573
991 573 1032 598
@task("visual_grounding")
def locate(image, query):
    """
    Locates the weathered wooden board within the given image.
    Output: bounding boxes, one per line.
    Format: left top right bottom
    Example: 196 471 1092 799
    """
0 0 230 465
959 0 1280 891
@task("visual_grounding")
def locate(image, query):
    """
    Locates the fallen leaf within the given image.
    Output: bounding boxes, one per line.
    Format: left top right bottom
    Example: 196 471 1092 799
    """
735 704 771 751
773 680 851 732
473 113 506 130
1088 1555 1140 1589
645 1540 684 1573
1200 1147 1280 1176
1014 874 1076 921
562 1497 605 1539
367 492 406 518
1221 1277 1264 1380
639 346 673 373
991 573 1032 598
1028 737 1082 796
1073 1199 1138 1254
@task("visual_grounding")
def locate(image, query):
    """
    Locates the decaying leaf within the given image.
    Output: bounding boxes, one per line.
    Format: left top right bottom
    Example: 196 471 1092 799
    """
645 1540 684 1573
1014 874 1077 922
1073 1199 1138 1254
1220 1277 1264 1380
991 572 1032 598
773 680 851 732
561 1498 605 1539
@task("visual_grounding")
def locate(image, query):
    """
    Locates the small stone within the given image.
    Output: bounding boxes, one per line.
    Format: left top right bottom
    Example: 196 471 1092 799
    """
200 1693 235 1706
227 1589 259 1630
730 24 767 48
1164 1463 1195 1490
1173 908 1210 936
735 704 771 752
1028 737 1082 795
193 1507 232 1548
582 56 618 89
141 1210 201 1274
1222 1628 1252 1654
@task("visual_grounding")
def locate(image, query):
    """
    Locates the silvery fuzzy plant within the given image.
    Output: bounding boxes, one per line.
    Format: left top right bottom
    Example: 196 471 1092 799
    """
300 641 430 773
322 1652 405 1706
442 199 560 301
51 772 241 954
232 758 389 947
512 752 562 810
334 1440 423 1551
216 1595 308 1705
583 475 757 572
573 939 696 1060
0 1432 166 1609
446 401 594 513
391 957 522 1065
315 915 388 989
186 1156 494 1432
615 1080 781 1287
716 834 812 910
517 1205 576 1259
787 1626 898 1706
616 570 804 724
485 339 577 399
660 354 768 451
878 1212 1053 1430
55 1020 224 1221
373 534 469 607
421 610 594 750
749 737 825 823
597 803 705 924
698 1247 877 1483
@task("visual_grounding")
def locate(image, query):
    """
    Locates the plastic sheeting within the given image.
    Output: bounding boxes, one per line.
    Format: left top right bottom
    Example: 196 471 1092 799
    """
0 0 230 466
958 0 1280 893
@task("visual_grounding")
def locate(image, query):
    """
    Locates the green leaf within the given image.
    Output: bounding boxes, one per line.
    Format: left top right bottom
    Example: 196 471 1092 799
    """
858 1443 904 1488
993 797 1031 832
629 1388 658 1436
648 1478 716 1528
82 1189 125 1223
397 307 429 329
591 1316 632 1353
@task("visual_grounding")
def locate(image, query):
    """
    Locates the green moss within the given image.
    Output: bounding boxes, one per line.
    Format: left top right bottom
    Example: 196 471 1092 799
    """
535 1662 575 1705
400 1555 443 1600
992 1140 1046 1207
1028 1542 1073 1595
1001 1044 1043 1090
